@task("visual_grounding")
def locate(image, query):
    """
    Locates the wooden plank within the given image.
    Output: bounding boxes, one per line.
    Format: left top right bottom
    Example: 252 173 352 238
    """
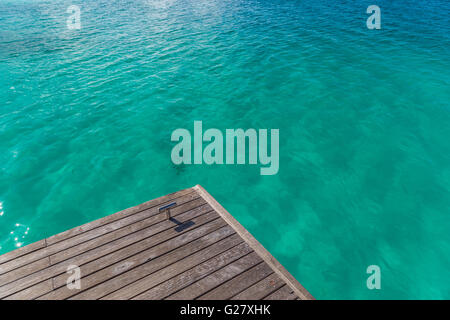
0 257 50 287
1 185 312 300
166 252 263 300
4 279 53 300
197 262 274 300
0 240 47 265
132 242 253 300
194 185 314 300
38 217 227 300
46 187 194 245
231 272 285 300
102 235 244 299
69 225 236 300
49 198 207 265
1 199 207 285
0 208 217 299
263 285 298 300
0 191 200 276
51 210 218 290
0 188 194 268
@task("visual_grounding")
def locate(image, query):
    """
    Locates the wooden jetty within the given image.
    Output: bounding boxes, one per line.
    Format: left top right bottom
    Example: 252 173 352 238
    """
0 185 313 300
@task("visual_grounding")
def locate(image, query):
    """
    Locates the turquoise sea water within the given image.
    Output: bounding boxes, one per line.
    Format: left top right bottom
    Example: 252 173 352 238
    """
1 0 449 299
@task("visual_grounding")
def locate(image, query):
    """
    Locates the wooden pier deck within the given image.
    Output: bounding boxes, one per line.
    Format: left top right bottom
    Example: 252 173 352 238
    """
0 185 313 300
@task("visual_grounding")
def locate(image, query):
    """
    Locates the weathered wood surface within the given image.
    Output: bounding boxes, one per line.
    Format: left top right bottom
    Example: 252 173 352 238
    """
0 185 313 300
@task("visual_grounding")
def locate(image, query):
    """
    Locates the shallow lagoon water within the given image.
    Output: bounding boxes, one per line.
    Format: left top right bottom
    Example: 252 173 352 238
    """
0 0 449 299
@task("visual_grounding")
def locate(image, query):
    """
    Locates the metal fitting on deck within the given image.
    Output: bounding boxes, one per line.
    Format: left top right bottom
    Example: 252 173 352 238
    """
159 202 177 220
